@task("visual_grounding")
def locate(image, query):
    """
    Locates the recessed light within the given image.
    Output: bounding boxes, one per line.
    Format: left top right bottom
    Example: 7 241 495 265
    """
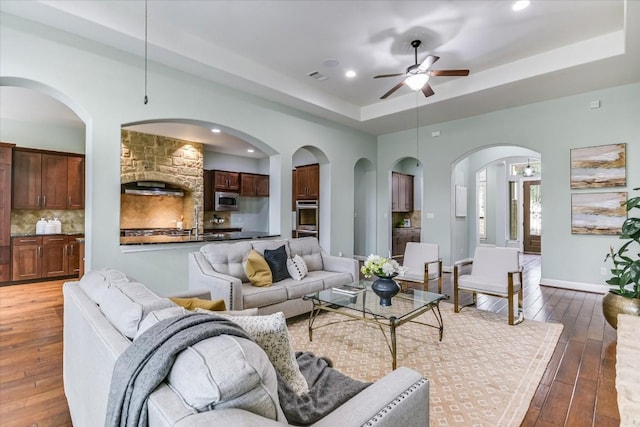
247 149 254 153
512 0 530 11
345 70 356 78
211 128 221 133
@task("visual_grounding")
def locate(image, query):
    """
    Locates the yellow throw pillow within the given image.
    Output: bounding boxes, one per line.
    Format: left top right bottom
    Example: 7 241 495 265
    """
245 249 273 287
169 297 226 311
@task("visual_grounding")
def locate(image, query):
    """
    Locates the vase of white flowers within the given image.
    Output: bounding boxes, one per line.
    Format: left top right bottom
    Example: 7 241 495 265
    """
361 254 401 306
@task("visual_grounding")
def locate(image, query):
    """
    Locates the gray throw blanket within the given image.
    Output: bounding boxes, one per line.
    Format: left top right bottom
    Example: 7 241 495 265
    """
104 313 252 427
279 352 371 426
105 312 370 427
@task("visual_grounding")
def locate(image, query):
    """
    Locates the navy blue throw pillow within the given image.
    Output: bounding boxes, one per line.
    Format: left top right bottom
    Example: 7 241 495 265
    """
263 245 291 283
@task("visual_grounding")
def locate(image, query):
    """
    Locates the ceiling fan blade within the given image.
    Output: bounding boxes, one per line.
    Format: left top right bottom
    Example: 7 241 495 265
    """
380 82 405 99
373 73 404 79
417 55 440 72
429 69 470 77
421 83 435 98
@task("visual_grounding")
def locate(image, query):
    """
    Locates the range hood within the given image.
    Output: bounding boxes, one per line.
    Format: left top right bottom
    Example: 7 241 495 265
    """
121 181 184 197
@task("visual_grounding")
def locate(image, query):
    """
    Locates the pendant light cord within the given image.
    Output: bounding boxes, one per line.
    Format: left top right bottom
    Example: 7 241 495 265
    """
415 92 419 166
144 0 149 105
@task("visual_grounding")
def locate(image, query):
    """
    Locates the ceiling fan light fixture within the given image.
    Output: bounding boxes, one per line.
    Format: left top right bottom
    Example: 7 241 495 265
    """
513 0 530 11
405 73 429 91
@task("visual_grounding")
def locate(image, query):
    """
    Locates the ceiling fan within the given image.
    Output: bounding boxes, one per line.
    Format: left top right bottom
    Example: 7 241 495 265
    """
374 40 470 99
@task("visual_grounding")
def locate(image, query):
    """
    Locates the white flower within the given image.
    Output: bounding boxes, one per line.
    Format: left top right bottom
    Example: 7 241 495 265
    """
360 254 400 278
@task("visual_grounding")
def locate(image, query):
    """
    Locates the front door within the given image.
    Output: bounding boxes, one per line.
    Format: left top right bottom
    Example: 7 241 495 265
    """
523 180 541 254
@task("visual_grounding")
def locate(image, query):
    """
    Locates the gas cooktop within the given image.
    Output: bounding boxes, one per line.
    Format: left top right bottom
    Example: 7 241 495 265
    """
120 228 192 237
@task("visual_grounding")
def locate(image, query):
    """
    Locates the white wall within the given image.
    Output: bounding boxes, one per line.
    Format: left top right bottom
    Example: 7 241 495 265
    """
379 82 640 292
1 117 84 153
0 13 375 295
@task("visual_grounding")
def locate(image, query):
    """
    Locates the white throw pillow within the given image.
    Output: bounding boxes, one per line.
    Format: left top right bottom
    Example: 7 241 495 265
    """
286 255 308 281
216 312 309 395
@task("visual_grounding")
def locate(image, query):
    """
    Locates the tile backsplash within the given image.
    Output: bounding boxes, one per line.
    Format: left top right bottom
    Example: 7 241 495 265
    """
11 210 85 235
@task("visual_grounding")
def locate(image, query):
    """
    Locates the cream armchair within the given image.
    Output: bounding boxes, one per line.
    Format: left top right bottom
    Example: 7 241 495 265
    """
453 246 523 325
394 242 443 294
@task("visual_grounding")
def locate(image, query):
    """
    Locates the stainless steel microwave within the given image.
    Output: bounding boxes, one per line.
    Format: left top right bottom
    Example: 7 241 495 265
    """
215 192 240 211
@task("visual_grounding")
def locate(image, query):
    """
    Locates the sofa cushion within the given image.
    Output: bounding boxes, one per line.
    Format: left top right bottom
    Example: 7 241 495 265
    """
286 254 308 281
166 335 280 419
245 249 273 287
134 306 188 340
263 245 291 283
78 268 129 305
216 312 309 396
288 237 323 271
279 276 324 300
169 297 226 311
251 239 291 258
200 241 252 283
99 281 174 339
241 282 288 308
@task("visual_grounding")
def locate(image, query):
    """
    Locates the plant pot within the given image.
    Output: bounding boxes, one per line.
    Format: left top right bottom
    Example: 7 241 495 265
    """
371 274 400 306
602 292 640 329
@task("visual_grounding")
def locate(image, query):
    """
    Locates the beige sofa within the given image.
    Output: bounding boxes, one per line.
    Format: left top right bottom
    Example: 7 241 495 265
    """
188 237 359 318
63 268 430 426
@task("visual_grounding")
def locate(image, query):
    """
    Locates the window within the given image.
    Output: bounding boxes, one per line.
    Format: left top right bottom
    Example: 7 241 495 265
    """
509 181 518 240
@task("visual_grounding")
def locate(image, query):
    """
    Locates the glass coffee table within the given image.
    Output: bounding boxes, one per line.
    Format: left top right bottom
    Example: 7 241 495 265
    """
303 281 447 369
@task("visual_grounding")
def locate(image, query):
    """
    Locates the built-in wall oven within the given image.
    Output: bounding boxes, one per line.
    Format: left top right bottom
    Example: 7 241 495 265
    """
296 200 318 237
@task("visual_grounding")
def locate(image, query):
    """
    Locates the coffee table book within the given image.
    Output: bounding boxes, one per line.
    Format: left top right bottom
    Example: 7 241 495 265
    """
332 284 366 295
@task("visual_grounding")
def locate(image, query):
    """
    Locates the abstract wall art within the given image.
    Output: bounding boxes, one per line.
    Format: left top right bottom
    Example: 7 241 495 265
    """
570 143 626 189
571 192 627 235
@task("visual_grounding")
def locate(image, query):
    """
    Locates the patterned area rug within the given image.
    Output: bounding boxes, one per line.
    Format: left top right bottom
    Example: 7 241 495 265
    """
287 302 563 427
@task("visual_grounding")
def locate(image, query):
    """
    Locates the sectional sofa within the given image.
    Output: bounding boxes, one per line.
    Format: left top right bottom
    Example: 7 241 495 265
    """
63 268 430 426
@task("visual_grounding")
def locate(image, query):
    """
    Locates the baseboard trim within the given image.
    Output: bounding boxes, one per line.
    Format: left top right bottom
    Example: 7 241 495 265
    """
540 277 608 294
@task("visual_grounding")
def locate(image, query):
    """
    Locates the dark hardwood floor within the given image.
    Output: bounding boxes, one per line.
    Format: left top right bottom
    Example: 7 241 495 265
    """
0 256 620 426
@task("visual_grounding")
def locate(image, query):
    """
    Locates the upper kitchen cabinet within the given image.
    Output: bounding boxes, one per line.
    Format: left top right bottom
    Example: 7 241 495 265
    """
294 164 319 200
214 170 240 192
203 169 213 211
240 173 269 197
66 155 85 209
392 172 413 212
12 148 85 210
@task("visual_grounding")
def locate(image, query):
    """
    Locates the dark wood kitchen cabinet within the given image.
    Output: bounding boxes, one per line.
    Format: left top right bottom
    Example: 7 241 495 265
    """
392 227 420 256
11 234 82 281
12 148 85 210
213 170 240 192
392 172 413 212
66 155 85 209
203 170 213 211
0 143 14 283
240 173 269 197
294 164 319 200
11 236 42 281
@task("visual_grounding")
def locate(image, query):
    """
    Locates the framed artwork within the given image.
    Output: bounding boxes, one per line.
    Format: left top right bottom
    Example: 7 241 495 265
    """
570 143 626 189
455 185 467 218
571 192 627 235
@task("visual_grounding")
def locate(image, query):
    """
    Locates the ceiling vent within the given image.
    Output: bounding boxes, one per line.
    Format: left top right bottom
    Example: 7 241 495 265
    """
307 71 328 81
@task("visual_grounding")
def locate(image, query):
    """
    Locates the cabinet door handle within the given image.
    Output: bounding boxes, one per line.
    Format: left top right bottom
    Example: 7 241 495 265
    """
69 245 73 256
42 195 47 207
37 195 41 207
68 196 72 207
38 246 42 258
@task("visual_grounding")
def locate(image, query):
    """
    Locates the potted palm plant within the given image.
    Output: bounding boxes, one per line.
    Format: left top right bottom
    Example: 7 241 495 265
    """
603 187 640 329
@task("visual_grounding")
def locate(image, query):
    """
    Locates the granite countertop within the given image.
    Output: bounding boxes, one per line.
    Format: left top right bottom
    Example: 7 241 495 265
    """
120 231 278 246
12 232 85 237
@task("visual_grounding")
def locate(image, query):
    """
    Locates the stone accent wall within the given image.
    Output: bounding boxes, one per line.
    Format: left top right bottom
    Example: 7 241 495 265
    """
121 130 204 231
